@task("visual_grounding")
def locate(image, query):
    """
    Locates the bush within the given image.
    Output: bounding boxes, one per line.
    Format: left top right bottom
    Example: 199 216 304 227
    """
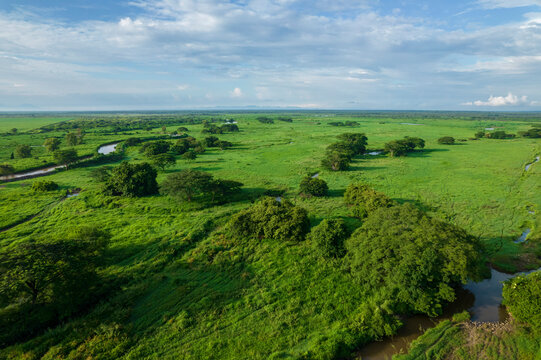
43 138 61 152
308 219 348 258
438 136 455 145
31 180 59 192
486 131 516 139
104 162 158 197
182 151 197 160
346 203 482 316
257 117 274 124
124 137 142 146
229 197 310 242
503 271 541 332
53 148 78 167
14 144 32 158
344 183 394 218
384 137 425 157
518 127 541 138
299 176 328 197
474 131 485 139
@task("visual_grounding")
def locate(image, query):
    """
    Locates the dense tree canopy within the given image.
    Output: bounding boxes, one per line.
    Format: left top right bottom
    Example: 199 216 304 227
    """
322 151 351 171
151 153 176 171
141 140 171 157
104 162 158 197
503 271 541 332
299 176 328 197
308 219 348 258
346 203 481 316
336 133 368 155
344 183 394 218
229 197 310 242
384 137 425 157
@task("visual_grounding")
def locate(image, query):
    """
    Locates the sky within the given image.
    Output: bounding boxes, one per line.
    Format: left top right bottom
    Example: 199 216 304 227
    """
1 0 541 111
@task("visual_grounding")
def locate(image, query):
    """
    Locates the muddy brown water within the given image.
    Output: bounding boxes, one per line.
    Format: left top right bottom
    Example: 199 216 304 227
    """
356 266 540 359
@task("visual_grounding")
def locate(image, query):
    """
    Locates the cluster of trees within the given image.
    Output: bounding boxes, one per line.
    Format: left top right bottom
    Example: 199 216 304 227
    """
299 176 328 197
31 180 59 192
308 219 348 258
518 126 541 138
37 115 203 133
204 136 233 150
438 136 456 145
344 183 394 218
328 121 359 127
161 169 243 203
475 130 516 139
257 116 274 124
346 203 481 316
0 227 110 346
103 162 159 197
321 133 368 171
503 271 541 332
202 121 239 134
229 197 310 242
384 136 425 157
277 117 293 122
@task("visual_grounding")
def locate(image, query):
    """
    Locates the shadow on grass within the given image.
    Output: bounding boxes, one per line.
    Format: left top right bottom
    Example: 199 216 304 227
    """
328 188 345 198
393 198 436 213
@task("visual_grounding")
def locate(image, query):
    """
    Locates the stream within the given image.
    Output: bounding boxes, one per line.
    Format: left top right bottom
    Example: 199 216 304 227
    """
525 156 540 171
0 143 119 181
357 264 540 360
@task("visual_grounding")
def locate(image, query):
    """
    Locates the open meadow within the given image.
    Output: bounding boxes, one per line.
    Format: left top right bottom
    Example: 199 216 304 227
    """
0 112 539 359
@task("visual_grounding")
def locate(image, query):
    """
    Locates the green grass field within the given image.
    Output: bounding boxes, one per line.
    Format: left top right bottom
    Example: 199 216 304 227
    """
0 112 539 359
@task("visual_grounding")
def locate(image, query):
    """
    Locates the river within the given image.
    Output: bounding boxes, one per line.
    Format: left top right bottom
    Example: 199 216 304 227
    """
0 143 119 181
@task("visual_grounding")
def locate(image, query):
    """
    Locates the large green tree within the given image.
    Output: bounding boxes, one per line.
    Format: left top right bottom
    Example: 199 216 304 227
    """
346 203 481 316
160 169 213 202
14 144 32 158
53 148 78 168
104 162 158 197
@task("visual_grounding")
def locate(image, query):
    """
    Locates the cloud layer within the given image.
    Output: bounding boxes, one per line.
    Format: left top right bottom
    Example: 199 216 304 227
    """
0 0 540 110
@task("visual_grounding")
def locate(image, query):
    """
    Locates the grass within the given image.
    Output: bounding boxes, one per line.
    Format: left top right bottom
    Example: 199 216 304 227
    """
0 112 540 359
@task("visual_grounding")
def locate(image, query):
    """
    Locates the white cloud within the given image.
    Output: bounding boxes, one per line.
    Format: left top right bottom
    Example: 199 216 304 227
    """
230 87 242 98
478 0 541 9
465 93 529 106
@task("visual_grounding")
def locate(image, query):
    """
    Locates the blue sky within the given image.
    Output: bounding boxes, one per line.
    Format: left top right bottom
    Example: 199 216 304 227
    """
1 0 540 110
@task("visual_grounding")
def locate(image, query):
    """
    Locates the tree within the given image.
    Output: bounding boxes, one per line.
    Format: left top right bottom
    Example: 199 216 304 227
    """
65 132 78 146
43 138 61 152
208 179 243 202
322 151 350 171
336 133 368 155
141 140 170 157
151 153 176 171
346 203 481 316
0 164 15 176
171 140 189 155
160 169 213 202
486 131 516 139
161 125 167 134
229 197 310 242
182 151 197 161
404 136 425 149
124 137 142 147
15 144 32 158
474 131 485 139
89 166 112 182
384 137 425 157
104 162 158 197
217 140 233 150
9 128 17 135
31 180 59 192
438 136 455 145
503 271 541 332
344 183 394 218
0 226 109 309
204 136 220 147
308 219 348 258
326 143 354 160
299 176 328 197
518 127 541 138
53 149 78 168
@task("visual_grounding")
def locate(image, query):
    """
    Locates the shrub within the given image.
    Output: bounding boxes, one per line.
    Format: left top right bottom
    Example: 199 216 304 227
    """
344 183 394 218
31 180 59 192
518 127 541 138
43 138 61 152
308 219 348 258
438 136 455 145
486 131 516 139
104 162 158 197
257 117 274 124
229 197 310 242
474 131 485 139
124 137 142 146
299 176 328 197
182 151 197 161
53 148 78 167
503 271 541 332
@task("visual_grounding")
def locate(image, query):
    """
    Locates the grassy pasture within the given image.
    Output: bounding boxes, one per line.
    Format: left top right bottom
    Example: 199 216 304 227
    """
0 112 539 359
